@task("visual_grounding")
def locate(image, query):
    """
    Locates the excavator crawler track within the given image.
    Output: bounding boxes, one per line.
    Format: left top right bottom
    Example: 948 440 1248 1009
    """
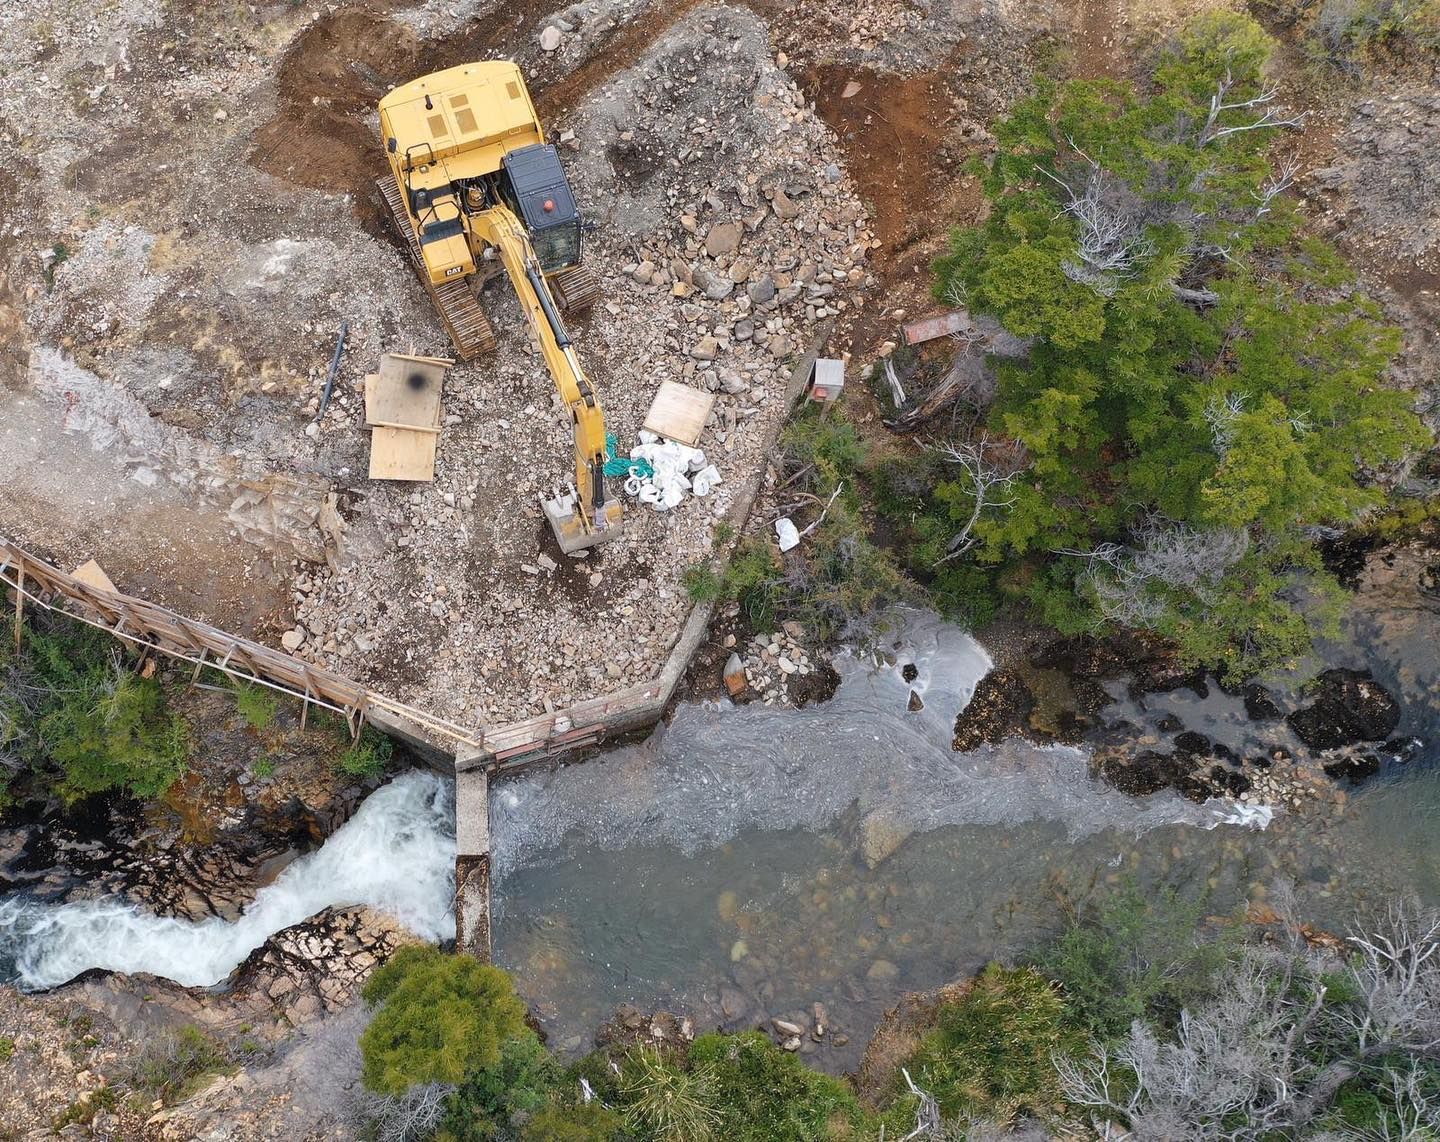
549 264 602 313
377 174 497 360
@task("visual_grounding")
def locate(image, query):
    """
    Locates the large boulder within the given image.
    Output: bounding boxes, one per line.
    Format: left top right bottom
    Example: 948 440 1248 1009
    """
1287 669 1401 750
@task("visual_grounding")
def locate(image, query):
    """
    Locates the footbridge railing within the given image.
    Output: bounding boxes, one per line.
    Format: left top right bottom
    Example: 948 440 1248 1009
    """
0 537 481 753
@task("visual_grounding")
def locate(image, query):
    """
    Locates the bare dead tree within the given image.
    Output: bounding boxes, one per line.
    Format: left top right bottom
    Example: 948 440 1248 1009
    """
927 436 1028 565
1067 522 1250 627
1056 947 1329 1140
897 1067 943 1141
884 359 908 408
360 1084 454 1142
1254 157 1301 217
1203 391 1248 457
1058 898 1440 1140
1036 164 1155 296
1197 69 1308 147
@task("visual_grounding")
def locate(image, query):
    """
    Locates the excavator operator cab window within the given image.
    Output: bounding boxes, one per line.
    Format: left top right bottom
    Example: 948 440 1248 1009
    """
502 144 582 274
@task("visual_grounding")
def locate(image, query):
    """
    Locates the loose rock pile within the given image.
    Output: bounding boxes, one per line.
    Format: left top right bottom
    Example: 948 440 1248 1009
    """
738 621 823 705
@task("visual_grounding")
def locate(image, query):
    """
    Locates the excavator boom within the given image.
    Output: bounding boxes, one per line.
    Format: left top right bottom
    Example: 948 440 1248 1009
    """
471 207 622 552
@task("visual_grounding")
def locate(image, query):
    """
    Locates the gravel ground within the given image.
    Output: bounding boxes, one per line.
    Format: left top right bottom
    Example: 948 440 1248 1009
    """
0 0 877 728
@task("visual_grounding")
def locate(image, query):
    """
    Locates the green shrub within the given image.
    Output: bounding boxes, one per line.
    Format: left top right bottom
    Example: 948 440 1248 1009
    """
722 538 785 631
360 947 529 1096
232 683 278 730
1308 0 1440 68
127 1024 231 1103
443 1032 564 1139
251 757 276 779
903 964 1078 1123
336 729 394 780
896 8 1432 675
0 1036 13 1062
521 1099 623 1140
618 1046 722 1142
1033 881 1236 1039
4 616 189 802
727 408 917 643
687 1031 870 1141
682 562 725 603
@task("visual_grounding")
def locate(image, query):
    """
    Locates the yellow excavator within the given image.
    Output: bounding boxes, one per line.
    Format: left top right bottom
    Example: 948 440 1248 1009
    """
376 61 622 553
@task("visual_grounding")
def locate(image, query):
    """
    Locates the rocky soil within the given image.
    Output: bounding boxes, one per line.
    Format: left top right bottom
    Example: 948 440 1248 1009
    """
0 905 411 1139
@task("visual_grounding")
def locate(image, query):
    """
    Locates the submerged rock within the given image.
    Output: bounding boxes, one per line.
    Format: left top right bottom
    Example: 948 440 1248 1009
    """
1287 669 1401 750
858 811 912 870
1244 683 1284 721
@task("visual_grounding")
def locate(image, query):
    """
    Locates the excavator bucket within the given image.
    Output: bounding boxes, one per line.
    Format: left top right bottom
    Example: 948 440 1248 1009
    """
541 486 625 555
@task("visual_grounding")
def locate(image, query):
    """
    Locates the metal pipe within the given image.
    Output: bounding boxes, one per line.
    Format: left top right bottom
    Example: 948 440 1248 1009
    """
525 264 571 348
314 321 350 424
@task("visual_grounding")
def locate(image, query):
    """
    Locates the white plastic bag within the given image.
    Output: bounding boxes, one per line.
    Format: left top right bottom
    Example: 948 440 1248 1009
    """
775 517 801 552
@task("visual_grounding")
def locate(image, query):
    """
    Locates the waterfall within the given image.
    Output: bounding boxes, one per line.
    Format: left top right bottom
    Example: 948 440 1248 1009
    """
0 771 456 991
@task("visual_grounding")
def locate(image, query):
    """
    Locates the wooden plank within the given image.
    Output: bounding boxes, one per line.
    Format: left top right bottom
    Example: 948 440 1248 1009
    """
388 352 456 368
369 426 438 482
71 559 118 594
643 380 716 447
368 419 442 435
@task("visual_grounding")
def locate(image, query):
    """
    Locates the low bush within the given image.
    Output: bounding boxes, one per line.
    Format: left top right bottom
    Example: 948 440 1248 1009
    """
442 1032 565 1139
520 1099 623 1140
688 1031 870 1141
902 964 1078 1124
1308 0 1440 68
232 683 279 730
1033 880 1236 1039
1 613 189 804
682 562 725 603
618 1046 721 1142
336 728 395 780
126 1024 232 1103
360 947 529 1097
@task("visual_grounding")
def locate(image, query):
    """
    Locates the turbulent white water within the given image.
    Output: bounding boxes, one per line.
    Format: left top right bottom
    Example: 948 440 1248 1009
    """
489 611 1272 880
0 771 456 991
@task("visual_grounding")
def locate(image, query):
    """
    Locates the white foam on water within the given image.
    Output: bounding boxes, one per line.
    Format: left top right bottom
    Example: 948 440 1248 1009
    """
0 771 456 991
489 610 1272 880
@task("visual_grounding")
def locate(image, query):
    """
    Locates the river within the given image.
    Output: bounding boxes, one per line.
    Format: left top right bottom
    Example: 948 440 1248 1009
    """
487 609 1439 1067
0 580 1435 1073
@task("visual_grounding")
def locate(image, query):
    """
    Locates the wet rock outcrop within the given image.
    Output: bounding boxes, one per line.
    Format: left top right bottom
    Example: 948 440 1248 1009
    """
1287 669 1402 751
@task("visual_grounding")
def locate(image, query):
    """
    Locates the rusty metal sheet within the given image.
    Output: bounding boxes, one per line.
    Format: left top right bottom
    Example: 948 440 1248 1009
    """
903 310 971 346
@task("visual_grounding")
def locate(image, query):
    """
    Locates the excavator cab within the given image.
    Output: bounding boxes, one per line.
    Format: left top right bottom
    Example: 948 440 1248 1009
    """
501 144 581 275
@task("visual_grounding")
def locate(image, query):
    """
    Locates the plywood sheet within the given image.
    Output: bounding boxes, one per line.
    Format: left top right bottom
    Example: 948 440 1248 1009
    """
368 354 446 429
643 380 715 447
369 427 438 482
71 559 117 594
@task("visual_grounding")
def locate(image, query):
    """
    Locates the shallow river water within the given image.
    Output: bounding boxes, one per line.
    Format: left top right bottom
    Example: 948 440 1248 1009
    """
0 594 1434 1074
488 612 1440 1068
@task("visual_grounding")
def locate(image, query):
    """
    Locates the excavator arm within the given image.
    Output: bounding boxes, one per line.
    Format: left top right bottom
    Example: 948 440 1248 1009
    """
470 206 624 552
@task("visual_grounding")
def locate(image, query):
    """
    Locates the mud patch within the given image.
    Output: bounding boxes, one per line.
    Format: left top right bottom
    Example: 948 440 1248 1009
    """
249 10 422 235
805 60 987 352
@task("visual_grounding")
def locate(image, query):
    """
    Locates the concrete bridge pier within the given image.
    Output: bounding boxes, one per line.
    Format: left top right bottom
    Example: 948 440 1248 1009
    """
454 759 491 961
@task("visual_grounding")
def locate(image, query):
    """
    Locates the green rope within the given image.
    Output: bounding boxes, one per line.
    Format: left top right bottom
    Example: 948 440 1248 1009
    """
603 432 652 480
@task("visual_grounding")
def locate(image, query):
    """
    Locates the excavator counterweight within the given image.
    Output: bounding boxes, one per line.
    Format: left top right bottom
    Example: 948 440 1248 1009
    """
376 62 622 553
